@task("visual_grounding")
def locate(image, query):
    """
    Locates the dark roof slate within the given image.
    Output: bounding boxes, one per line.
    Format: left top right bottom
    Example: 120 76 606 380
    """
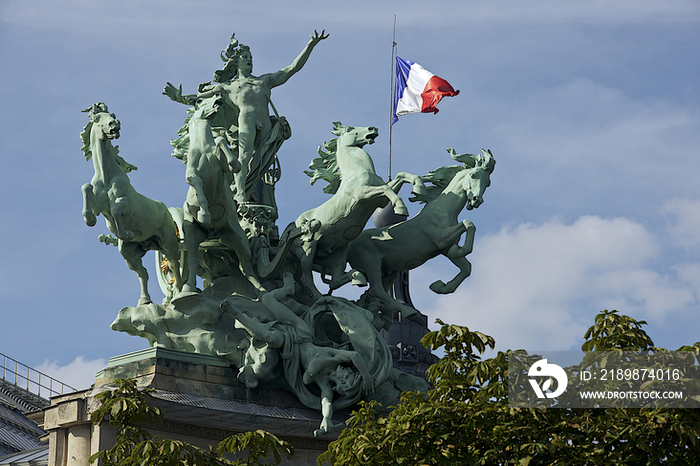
0 386 46 456
0 446 48 466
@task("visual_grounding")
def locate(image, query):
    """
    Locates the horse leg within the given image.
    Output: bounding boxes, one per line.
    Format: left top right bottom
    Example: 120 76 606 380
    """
215 136 241 174
298 240 323 299
434 219 473 253
429 255 472 294
364 185 409 216
119 240 152 305
185 174 210 224
111 196 135 241
386 176 407 193
220 220 265 293
445 220 476 258
323 247 366 291
81 183 97 227
353 255 401 326
181 219 206 293
389 172 426 196
384 187 408 216
327 268 366 290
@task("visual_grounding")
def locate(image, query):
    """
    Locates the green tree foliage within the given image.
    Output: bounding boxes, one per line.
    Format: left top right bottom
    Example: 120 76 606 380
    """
319 310 700 465
89 378 293 466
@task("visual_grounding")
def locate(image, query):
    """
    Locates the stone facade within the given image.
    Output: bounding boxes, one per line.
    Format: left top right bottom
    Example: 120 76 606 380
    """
34 348 341 466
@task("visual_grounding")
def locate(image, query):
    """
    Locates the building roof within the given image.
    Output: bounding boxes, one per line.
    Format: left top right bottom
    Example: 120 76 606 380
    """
0 446 49 466
0 384 48 457
0 353 76 457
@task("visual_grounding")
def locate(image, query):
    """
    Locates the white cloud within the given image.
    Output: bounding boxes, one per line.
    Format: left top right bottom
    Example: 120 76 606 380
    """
422 215 698 352
674 263 700 289
36 356 107 392
662 198 700 253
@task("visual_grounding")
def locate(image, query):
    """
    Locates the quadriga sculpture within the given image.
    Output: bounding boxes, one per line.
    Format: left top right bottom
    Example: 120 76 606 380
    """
80 103 182 305
349 148 495 328
269 122 425 297
178 94 263 294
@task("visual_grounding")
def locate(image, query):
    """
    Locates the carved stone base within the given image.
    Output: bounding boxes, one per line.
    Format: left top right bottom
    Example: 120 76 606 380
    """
35 348 344 466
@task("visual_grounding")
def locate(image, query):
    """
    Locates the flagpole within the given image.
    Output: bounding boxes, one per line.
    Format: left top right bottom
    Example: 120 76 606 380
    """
388 14 397 181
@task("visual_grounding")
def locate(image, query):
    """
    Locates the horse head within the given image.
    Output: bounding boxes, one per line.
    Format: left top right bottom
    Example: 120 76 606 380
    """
87 103 121 140
193 93 225 120
332 121 378 148
460 149 495 210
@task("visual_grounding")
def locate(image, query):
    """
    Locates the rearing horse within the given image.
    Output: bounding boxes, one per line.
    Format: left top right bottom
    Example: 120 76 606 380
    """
264 122 424 297
179 94 263 294
348 148 495 328
80 102 182 305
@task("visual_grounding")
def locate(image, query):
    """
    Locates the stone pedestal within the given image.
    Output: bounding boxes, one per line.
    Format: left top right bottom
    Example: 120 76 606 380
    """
35 348 341 466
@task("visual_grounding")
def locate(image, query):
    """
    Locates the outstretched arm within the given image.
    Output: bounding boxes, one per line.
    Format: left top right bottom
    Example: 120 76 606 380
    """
314 382 340 437
266 30 329 88
220 299 284 348
260 272 307 330
163 82 223 105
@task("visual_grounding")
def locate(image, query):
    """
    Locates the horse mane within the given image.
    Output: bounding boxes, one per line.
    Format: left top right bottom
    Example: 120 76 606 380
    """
304 138 341 194
170 108 194 164
304 122 348 195
409 149 491 204
80 102 109 161
80 121 94 161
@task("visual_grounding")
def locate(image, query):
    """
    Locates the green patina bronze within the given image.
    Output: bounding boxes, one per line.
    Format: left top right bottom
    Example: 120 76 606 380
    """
164 31 327 208
81 103 183 306
350 149 495 328
80 31 494 436
272 122 426 299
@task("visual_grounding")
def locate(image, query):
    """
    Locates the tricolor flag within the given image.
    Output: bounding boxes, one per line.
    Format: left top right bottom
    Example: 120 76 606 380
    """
393 56 459 124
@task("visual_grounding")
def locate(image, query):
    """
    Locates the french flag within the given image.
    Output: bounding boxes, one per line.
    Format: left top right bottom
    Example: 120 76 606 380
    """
393 56 459 124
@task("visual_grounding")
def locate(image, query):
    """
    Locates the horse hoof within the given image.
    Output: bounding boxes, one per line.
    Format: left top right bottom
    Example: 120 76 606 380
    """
351 271 367 287
412 185 427 196
394 205 409 216
84 213 97 227
429 280 449 294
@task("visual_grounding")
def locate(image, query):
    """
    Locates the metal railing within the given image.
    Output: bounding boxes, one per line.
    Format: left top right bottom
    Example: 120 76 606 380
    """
1 352 77 400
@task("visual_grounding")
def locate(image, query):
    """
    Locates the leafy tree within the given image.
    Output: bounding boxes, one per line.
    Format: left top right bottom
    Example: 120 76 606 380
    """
319 310 700 465
89 378 293 466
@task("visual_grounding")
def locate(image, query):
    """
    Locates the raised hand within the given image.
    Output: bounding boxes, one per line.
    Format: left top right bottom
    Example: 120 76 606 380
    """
163 82 183 102
310 29 329 46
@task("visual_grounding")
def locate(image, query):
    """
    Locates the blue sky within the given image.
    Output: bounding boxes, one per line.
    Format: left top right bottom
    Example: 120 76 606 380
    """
1 0 699 389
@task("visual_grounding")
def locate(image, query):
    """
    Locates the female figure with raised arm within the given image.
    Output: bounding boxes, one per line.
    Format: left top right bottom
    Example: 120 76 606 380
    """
165 31 328 207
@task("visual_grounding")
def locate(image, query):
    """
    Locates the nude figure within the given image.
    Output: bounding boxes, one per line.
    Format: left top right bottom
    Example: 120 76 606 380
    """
165 31 328 206
220 272 374 436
